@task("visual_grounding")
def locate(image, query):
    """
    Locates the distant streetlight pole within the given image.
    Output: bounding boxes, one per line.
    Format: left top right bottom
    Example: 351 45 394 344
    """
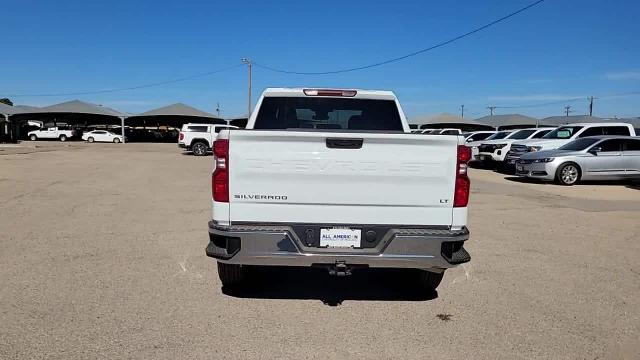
241 58 252 116
487 106 496 116
460 104 465 118
564 105 572 117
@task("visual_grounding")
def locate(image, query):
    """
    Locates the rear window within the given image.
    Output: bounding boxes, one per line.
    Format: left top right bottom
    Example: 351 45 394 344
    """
486 131 510 140
624 139 640 151
187 126 208 132
508 129 536 139
254 97 403 131
577 126 630 138
558 138 599 151
544 126 583 139
440 129 460 135
532 130 551 138
468 132 493 141
602 126 630 136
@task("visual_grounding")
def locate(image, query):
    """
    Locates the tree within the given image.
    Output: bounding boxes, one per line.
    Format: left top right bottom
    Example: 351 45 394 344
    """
0 98 13 106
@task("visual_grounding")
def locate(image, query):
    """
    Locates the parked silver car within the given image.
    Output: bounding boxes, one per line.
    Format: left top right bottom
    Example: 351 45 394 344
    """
515 136 640 185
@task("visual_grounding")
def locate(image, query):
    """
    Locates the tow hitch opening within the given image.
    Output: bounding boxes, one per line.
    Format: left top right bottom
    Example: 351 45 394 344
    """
313 261 369 277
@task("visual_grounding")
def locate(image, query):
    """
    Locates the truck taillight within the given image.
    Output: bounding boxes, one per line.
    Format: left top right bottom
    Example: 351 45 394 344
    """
179 132 184 141
212 139 229 202
454 145 471 207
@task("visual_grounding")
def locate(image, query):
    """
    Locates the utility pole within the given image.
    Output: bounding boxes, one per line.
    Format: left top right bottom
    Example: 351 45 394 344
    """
588 96 594 116
241 58 252 116
564 105 572 117
460 104 465 118
216 102 220 117
487 106 496 116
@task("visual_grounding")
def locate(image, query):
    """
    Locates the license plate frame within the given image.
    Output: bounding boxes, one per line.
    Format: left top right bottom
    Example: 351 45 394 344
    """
320 228 362 248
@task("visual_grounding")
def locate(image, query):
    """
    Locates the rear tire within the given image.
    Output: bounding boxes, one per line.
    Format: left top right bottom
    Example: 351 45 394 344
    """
59 134 67 142
29 134 37 141
417 270 444 291
555 162 581 186
191 141 208 156
113 138 121 143
87 137 94 143
217 262 245 287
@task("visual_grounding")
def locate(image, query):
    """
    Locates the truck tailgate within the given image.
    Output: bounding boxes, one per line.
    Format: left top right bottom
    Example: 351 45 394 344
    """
227 130 458 226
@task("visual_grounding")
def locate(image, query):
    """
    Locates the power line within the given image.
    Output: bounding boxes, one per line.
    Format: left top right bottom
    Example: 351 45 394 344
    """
253 0 546 75
494 97 585 109
5 64 243 97
493 91 640 109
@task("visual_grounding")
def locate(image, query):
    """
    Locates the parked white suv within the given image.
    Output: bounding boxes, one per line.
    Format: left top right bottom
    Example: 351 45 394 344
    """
506 123 636 163
178 123 238 156
206 88 472 291
28 127 76 142
466 130 513 159
476 127 554 163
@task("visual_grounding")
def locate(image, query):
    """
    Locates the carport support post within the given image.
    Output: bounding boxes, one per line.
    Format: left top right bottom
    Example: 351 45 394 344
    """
120 116 126 144
3 114 9 142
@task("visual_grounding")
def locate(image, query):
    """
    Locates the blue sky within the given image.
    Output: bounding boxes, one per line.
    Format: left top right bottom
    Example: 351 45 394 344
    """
2 0 639 119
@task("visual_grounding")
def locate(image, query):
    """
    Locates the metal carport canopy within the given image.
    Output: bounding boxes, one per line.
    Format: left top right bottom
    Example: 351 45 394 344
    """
29 100 126 117
0 103 41 116
1 104 42 142
410 113 494 131
5 100 128 142
538 115 603 126
473 114 540 130
125 103 226 129
611 117 640 129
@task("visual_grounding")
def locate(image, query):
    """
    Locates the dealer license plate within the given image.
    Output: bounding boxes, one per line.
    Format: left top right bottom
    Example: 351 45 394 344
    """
320 228 361 248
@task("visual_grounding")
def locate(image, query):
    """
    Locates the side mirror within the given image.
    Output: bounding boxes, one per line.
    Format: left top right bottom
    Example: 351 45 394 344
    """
589 146 602 155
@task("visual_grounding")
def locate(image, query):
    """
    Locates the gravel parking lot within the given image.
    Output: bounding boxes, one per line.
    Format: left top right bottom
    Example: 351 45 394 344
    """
1 143 639 359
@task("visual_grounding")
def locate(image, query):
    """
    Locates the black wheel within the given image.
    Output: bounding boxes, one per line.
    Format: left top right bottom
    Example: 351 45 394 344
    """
417 270 444 291
191 142 208 156
87 137 94 143
29 134 37 141
555 162 581 185
217 262 245 287
113 138 121 143
59 134 67 142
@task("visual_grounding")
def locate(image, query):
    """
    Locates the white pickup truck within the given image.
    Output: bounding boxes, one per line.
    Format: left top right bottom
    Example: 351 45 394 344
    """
28 127 76 141
206 88 472 291
178 123 238 156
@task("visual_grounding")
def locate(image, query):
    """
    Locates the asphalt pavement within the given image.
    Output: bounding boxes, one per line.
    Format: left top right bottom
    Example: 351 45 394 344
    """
1 143 639 359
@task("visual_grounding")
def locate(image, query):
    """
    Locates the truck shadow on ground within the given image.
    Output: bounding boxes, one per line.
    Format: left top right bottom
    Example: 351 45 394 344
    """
503 176 545 184
504 176 637 188
222 267 438 306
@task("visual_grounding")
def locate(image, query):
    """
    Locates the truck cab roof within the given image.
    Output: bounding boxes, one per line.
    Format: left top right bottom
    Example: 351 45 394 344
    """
261 88 397 100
